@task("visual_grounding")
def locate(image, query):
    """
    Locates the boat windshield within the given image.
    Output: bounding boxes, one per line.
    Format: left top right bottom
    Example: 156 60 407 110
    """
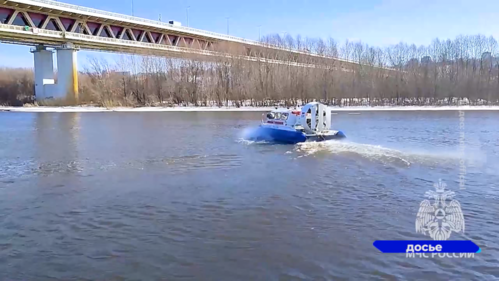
267 112 288 120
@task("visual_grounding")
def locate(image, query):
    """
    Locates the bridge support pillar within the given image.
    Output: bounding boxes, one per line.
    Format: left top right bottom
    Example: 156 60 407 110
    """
31 45 54 100
31 43 79 102
55 43 79 102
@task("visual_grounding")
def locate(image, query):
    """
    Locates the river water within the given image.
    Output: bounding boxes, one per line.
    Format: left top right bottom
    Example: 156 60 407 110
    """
0 110 498 280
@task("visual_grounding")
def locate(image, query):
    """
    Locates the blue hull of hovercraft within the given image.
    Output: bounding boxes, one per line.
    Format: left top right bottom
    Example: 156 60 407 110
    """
252 127 307 144
250 126 345 144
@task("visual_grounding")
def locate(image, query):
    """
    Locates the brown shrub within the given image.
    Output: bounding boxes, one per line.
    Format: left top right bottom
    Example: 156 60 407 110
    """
0 67 35 106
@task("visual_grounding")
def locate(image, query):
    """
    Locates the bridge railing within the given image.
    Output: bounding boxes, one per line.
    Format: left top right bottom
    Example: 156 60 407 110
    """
16 0 371 66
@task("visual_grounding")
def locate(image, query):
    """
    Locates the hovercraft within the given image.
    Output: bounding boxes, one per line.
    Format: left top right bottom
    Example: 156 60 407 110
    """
247 102 346 144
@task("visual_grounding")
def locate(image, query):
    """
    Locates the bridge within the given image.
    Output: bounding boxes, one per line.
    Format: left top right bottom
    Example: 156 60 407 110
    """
0 0 389 101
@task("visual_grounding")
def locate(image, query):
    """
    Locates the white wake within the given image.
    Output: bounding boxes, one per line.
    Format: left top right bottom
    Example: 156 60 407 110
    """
294 140 483 167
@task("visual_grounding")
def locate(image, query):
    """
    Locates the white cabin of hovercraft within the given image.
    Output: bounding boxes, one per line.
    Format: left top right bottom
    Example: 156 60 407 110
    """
263 108 301 128
262 102 332 134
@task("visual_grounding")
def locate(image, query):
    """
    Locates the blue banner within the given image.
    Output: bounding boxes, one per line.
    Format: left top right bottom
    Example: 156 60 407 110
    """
373 240 480 253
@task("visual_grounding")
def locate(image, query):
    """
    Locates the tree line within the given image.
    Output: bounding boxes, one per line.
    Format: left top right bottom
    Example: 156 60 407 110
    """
1 33 499 107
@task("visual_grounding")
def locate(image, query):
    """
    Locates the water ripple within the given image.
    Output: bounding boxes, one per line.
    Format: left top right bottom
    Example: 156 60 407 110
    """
0 111 498 280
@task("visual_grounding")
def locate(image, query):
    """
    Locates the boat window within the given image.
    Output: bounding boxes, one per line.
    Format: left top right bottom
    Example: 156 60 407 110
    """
267 112 288 121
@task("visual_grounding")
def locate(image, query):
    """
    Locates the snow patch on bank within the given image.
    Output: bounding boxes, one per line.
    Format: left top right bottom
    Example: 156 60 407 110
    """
1 105 499 113
330 105 499 111
0 106 274 112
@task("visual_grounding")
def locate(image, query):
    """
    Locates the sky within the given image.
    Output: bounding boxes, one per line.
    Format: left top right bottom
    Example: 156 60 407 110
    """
1 0 499 69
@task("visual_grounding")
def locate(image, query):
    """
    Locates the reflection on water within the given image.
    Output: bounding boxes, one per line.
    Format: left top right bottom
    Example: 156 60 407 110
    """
0 110 498 280
34 113 81 176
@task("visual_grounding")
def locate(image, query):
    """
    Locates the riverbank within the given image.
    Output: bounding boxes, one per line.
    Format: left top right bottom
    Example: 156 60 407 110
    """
2 104 499 112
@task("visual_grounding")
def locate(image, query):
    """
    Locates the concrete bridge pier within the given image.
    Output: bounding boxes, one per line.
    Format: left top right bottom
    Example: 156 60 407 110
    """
31 45 54 100
55 43 79 101
31 43 79 101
